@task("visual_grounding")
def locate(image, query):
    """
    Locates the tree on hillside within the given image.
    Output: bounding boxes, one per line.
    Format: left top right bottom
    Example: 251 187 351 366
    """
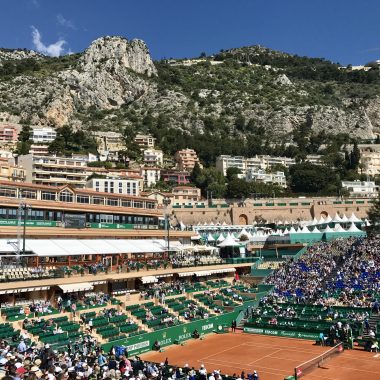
367 194 380 233
289 162 337 194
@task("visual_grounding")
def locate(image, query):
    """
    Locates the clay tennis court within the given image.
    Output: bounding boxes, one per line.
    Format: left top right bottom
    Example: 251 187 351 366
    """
141 332 380 380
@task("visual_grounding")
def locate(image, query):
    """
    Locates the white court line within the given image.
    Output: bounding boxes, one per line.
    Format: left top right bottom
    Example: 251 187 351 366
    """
248 348 282 365
197 342 247 361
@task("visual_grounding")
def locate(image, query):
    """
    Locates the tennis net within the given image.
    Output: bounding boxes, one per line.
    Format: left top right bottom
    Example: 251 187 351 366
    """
294 342 344 379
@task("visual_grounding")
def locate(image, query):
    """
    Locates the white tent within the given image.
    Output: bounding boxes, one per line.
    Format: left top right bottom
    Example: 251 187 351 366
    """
311 217 318 226
334 224 346 233
217 234 242 247
318 216 325 225
191 233 202 241
322 225 334 233
324 215 332 223
332 213 342 223
347 223 362 232
283 228 289 234
301 226 310 233
210 221 214 226
348 213 362 223
207 233 215 242
341 214 348 222
289 226 297 234
238 228 250 238
311 226 321 234
216 234 225 243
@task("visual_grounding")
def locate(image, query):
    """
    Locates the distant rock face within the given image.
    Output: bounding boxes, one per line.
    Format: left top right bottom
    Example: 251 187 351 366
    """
57 36 158 112
0 49 42 63
81 36 157 76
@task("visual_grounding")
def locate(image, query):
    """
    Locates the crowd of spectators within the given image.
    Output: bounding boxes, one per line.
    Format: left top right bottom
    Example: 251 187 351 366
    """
0 335 259 380
264 238 362 305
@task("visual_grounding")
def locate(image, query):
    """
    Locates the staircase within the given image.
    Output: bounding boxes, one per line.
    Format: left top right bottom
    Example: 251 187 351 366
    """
362 313 380 339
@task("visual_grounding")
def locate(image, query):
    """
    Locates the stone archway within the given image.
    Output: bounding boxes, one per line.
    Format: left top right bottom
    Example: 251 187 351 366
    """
238 214 248 225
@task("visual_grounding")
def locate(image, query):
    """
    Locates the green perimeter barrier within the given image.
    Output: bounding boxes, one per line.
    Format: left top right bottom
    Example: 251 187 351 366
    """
243 326 319 341
102 311 239 355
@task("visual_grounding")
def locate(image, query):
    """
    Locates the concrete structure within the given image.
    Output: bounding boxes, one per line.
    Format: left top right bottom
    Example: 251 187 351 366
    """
29 144 49 156
134 134 155 148
30 127 57 143
18 154 88 188
0 125 18 143
245 169 287 188
140 167 161 188
174 149 201 171
143 149 164 166
140 190 174 206
92 131 125 161
216 154 323 176
87 177 140 196
172 186 201 204
341 180 378 198
0 158 25 182
0 180 159 227
357 145 380 175
170 197 372 226
161 170 190 185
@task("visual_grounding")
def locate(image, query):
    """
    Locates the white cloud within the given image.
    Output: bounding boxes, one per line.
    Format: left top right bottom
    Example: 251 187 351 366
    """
31 26 67 57
57 14 76 30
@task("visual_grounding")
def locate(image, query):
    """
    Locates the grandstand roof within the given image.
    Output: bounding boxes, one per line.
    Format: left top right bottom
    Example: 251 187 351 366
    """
0 238 182 256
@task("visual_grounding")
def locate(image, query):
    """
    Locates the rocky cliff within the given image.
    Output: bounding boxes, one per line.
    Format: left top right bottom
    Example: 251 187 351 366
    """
0 36 379 141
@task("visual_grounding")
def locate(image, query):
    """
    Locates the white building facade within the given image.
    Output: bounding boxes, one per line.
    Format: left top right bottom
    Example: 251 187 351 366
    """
30 127 57 143
87 177 140 197
341 180 379 197
246 169 287 188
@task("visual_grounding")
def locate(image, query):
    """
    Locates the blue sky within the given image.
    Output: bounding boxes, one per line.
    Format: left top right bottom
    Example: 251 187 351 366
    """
1 0 380 65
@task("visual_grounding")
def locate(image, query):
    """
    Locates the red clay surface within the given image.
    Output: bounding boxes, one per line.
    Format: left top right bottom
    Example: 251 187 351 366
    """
141 332 380 380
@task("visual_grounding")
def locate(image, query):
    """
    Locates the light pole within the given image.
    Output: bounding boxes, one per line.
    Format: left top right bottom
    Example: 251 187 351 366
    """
163 197 171 255
19 202 31 255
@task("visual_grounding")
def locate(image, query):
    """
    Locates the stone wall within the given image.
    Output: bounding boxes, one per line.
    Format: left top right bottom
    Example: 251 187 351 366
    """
171 197 373 225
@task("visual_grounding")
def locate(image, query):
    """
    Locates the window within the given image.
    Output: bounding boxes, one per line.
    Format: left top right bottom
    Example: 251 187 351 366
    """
0 208 6 219
22 190 37 199
121 200 132 208
92 197 104 205
41 191 56 201
133 201 143 208
146 202 155 209
0 188 17 198
106 198 118 206
100 214 113 223
76 195 90 204
59 190 73 202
